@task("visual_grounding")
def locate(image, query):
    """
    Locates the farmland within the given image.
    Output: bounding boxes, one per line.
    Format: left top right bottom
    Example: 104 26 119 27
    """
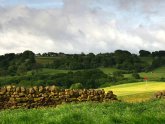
28 68 70 75
0 0 165 122
100 66 165 81
103 81 165 102
0 51 165 123
103 82 165 96
124 66 165 80
36 57 56 64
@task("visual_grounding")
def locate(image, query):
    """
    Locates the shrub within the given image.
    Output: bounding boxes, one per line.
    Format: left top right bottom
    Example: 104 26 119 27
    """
132 73 141 79
113 71 124 78
70 83 83 89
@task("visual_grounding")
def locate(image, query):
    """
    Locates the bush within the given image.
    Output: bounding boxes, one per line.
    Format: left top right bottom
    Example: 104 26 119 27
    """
70 83 83 89
160 77 165 82
132 73 141 79
113 71 124 78
99 82 112 88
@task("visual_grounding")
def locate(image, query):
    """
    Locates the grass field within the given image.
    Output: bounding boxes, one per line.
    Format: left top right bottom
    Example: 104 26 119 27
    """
36 57 56 64
37 67 121 76
100 66 165 81
99 67 120 75
39 68 70 75
124 66 165 80
119 92 154 103
1 100 165 124
27 68 70 75
103 82 165 102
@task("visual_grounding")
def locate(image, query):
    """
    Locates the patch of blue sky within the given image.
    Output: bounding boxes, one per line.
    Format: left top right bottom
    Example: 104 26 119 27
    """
27 2 64 9
0 0 64 9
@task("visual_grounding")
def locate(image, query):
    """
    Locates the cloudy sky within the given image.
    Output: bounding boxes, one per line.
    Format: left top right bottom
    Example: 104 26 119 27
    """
0 0 164 54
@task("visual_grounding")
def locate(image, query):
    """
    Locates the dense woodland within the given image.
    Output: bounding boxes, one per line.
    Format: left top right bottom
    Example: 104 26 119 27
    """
0 50 164 88
0 51 37 76
39 50 165 72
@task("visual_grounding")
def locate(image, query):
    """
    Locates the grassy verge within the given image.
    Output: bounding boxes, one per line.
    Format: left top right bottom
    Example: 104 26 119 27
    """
118 92 154 103
1 100 165 124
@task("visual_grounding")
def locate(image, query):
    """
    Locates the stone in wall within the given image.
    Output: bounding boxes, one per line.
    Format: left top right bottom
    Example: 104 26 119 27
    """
154 90 165 99
0 85 118 109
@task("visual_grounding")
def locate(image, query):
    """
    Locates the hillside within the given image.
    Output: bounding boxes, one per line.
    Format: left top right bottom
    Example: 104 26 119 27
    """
124 66 165 81
36 56 155 65
0 54 165 123
35 56 165 81
36 57 56 64
0 50 164 89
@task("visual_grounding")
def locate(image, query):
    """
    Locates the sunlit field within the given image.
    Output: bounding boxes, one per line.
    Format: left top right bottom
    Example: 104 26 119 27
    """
103 82 165 102
103 82 165 96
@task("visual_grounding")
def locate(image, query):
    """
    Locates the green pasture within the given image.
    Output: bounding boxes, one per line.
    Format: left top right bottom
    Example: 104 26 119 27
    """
39 67 121 76
1 100 165 124
34 67 126 77
124 66 165 80
36 57 56 64
100 66 165 81
30 68 70 75
99 67 120 75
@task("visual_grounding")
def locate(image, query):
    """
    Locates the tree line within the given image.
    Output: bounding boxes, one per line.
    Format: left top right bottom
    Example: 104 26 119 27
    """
0 50 164 88
44 50 165 72
37 50 165 58
0 50 164 77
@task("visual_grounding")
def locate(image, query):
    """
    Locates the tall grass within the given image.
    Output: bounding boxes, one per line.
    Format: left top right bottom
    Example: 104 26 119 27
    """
1 99 165 124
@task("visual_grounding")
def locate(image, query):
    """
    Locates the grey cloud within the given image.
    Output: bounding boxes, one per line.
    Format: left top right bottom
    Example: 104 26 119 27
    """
114 0 165 12
0 0 164 55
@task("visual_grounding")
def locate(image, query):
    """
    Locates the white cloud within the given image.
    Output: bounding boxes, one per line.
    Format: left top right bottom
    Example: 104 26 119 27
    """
0 0 164 55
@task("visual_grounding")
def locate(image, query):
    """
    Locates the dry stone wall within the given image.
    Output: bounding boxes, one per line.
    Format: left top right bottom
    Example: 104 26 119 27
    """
0 85 118 109
154 90 165 99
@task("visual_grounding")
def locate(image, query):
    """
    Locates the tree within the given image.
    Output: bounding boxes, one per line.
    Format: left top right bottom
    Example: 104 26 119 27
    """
17 64 27 75
113 71 124 77
152 51 165 57
8 65 17 76
139 50 151 57
151 57 165 69
21 50 36 64
70 83 83 89
132 73 140 79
